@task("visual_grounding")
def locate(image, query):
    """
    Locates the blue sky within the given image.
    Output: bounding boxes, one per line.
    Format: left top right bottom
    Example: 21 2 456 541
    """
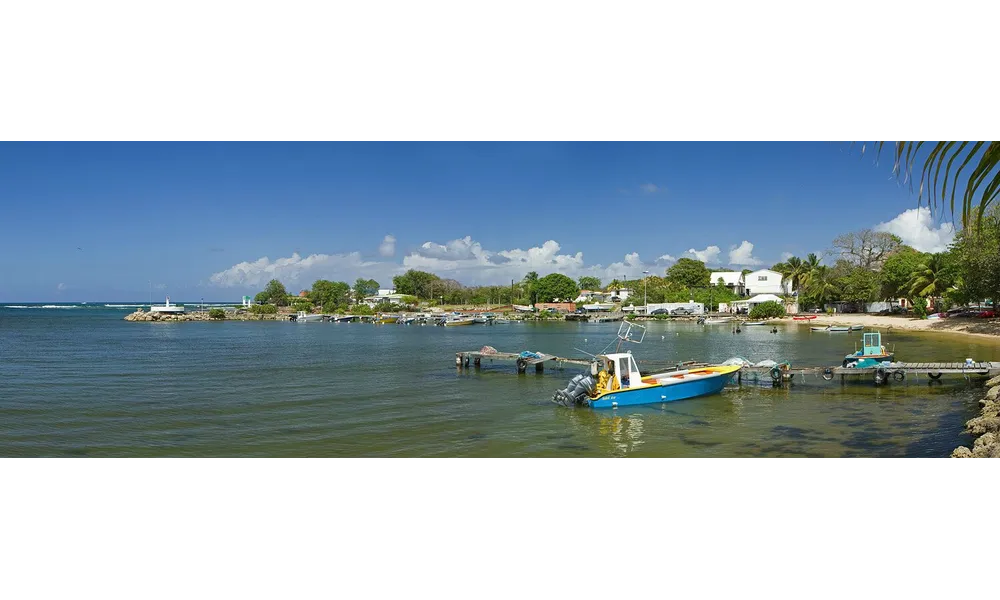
0 142 957 301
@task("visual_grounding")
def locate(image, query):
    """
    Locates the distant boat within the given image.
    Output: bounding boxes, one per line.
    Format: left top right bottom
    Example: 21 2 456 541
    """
849 325 864 331
150 296 185 314
743 321 767 326
793 315 817 320
827 326 850 332
703 317 733 324
376 315 399 324
513 304 535 313
810 326 828 331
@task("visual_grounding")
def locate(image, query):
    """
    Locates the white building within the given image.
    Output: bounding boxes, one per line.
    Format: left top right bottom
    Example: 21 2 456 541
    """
743 269 793 296
363 289 411 307
709 271 746 296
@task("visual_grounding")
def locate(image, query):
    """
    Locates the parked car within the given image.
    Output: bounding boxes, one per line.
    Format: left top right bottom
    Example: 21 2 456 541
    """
977 310 995 318
671 307 693 315
650 309 670 315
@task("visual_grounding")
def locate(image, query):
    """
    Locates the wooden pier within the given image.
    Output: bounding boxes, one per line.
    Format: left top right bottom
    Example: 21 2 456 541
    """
456 348 715 375
736 361 1000 385
456 349 592 373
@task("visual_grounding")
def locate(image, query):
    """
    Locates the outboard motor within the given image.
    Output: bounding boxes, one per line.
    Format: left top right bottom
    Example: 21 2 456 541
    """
552 373 597 407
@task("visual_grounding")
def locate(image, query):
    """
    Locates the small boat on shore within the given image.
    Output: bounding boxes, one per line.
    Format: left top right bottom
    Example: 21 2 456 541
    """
849 325 864 331
793 315 818 320
552 322 740 408
827 326 850 332
703 317 733 324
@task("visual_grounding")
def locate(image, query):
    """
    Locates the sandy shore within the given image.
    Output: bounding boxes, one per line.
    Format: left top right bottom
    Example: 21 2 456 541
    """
785 313 1000 339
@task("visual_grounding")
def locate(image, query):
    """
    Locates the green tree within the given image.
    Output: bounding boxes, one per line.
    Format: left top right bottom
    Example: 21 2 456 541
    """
208 308 225 319
861 142 1000 228
952 206 1000 306
254 291 269 304
839 266 881 309
392 270 440 299
261 279 289 306
578 276 602 291
665 258 711 288
879 246 924 300
311 280 350 308
522 271 539 304
774 256 809 293
749 301 785 320
533 273 579 303
353 278 379 303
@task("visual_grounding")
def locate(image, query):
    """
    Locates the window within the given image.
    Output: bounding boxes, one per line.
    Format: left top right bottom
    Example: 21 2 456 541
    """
758 275 767 281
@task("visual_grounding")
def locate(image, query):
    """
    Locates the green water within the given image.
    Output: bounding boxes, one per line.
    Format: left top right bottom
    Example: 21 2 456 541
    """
1 306 994 456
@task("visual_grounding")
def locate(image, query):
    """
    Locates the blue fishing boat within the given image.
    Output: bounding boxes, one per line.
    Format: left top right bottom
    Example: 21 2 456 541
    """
552 323 740 408
842 331 895 368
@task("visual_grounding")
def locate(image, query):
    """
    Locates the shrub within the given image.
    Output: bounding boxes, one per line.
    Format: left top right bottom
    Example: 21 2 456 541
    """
292 301 313 313
350 305 374 316
208 308 225 320
749 301 786 320
913 297 929 318
249 304 278 315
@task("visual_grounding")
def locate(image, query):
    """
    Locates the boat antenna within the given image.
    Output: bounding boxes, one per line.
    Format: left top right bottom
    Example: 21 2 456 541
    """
614 321 645 353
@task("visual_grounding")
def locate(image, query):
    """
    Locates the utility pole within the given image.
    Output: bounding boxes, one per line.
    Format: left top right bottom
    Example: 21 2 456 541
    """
642 270 649 312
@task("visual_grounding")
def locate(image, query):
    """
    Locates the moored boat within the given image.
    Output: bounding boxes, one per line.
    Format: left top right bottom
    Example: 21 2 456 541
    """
842 331 895 368
552 322 740 409
703 317 734 324
827 326 849 332
810 326 828 331
793 315 818 320
294 311 323 323
743 321 767 326
443 316 475 326
376 314 399 324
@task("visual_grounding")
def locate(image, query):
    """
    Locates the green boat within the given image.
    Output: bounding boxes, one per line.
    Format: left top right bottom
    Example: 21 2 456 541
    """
843 331 894 368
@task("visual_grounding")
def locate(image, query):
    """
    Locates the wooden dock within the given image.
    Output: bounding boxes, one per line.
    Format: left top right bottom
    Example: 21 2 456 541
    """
456 348 714 375
737 361 1000 385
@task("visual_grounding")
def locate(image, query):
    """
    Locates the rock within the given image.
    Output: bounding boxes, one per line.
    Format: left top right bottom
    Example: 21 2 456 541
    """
951 446 973 458
986 386 1000 402
986 374 1000 388
966 414 1000 436
972 432 1000 458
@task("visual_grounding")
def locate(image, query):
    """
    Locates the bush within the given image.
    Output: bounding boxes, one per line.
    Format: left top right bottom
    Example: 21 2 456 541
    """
350 305 374 316
249 304 278 315
749 301 786 320
292 300 313 313
913 297 929 318
208 308 225 320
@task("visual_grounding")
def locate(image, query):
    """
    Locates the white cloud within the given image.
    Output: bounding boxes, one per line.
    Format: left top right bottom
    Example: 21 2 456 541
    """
212 237 690 290
210 252 391 288
779 252 794 262
728 240 762 266
56 283 66 291
874 207 956 253
684 245 721 265
378 235 396 257
639 183 659 194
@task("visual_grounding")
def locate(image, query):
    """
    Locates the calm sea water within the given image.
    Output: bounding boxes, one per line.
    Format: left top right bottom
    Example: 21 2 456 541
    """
1 304 995 457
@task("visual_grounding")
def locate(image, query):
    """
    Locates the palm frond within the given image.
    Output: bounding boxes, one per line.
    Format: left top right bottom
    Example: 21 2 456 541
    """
858 141 999 228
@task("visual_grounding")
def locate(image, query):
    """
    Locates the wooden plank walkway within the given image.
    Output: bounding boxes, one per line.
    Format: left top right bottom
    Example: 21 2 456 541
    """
455 349 709 375
830 361 1000 375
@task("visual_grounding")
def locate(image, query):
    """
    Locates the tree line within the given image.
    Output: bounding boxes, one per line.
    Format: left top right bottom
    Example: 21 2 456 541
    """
248 208 1000 315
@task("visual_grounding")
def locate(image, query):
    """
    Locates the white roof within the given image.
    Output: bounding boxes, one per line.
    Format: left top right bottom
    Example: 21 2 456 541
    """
710 271 744 285
733 293 785 305
746 269 782 277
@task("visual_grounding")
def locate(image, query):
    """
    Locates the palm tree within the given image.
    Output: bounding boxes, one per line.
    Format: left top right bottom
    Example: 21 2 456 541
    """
805 265 838 307
908 253 951 298
796 253 822 292
861 142 1000 227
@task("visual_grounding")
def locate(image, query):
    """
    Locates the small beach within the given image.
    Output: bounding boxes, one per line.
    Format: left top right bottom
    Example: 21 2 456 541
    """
800 314 1000 340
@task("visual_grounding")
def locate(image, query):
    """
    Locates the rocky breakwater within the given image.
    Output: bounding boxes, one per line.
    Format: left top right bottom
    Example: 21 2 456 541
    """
124 309 289 322
952 374 1000 458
